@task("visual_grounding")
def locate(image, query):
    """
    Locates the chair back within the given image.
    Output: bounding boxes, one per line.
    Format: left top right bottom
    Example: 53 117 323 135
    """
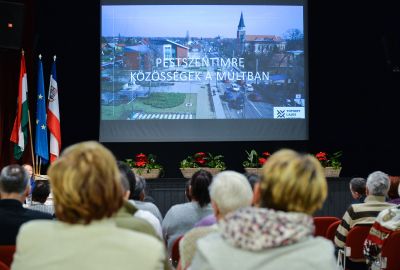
345 224 372 262
326 220 341 243
380 230 400 270
171 235 184 268
313 216 340 237
0 261 10 270
0 246 15 267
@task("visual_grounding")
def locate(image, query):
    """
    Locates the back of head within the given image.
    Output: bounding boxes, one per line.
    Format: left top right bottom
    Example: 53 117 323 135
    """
210 171 253 216
350 177 366 195
259 149 327 215
32 180 50 203
0 164 28 195
117 161 136 199
47 141 123 224
190 169 213 207
133 175 146 200
366 171 390 196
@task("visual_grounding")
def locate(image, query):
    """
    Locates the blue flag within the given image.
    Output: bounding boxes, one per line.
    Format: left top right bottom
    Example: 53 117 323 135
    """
35 55 49 164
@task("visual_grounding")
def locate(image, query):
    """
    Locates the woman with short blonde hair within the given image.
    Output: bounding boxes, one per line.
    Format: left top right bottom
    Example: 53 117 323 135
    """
48 141 123 224
12 141 166 270
259 149 327 214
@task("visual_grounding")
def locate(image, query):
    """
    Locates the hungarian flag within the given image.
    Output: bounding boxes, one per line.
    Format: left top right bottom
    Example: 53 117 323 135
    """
10 51 29 160
34 55 49 164
47 56 61 163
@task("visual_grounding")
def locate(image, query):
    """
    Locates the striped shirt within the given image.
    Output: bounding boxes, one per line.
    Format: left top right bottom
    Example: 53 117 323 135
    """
334 195 395 248
28 202 55 216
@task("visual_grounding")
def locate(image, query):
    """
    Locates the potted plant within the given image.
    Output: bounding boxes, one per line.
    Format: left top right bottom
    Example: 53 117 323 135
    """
125 153 163 179
180 152 226 178
315 151 343 177
242 150 271 175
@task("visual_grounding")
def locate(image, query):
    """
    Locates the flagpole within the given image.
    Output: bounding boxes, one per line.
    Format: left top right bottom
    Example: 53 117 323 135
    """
27 109 36 175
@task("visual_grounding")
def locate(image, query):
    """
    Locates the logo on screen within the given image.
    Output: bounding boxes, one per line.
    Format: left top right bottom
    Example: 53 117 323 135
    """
273 107 305 119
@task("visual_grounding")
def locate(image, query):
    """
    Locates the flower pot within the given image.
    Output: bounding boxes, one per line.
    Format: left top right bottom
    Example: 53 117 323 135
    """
324 167 342 177
244 168 262 176
131 168 161 179
180 167 223 179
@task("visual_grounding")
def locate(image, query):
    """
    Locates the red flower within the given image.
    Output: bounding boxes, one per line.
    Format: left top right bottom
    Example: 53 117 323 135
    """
259 157 267 166
316 152 327 161
262 152 271 157
135 161 147 167
195 157 206 166
195 152 206 158
134 153 148 167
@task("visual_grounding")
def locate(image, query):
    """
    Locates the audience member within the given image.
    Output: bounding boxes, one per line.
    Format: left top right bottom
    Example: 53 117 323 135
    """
335 171 395 249
387 176 400 204
0 164 52 245
179 171 253 270
194 172 261 228
28 180 55 216
190 149 337 270
162 169 213 255
114 170 159 238
349 177 367 204
132 175 163 223
364 183 400 269
117 161 163 238
11 141 165 270
22 164 35 193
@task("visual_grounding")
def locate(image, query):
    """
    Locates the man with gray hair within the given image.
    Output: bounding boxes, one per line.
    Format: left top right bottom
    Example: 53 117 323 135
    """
335 171 395 249
178 171 253 269
0 164 52 245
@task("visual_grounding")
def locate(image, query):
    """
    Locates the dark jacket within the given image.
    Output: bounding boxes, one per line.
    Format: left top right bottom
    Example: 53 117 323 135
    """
0 199 53 245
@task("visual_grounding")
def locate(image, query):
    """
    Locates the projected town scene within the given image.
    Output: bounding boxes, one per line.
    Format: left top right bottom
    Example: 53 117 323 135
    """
101 5 305 120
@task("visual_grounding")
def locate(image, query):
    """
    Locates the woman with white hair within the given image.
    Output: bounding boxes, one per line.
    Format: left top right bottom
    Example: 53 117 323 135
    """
179 170 253 269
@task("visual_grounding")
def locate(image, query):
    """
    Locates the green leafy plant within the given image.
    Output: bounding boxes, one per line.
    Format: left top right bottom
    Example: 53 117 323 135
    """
125 153 163 173
315 151 343 169
180 152 226 169
242 150 271 168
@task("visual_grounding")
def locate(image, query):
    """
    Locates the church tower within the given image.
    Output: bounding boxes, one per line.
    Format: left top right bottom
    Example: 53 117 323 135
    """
237 12 246 55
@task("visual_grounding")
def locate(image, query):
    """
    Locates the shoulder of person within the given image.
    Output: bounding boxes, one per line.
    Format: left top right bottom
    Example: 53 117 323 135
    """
24 208 53 219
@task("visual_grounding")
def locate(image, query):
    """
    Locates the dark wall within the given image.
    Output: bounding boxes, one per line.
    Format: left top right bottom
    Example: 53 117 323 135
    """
1 0 399 177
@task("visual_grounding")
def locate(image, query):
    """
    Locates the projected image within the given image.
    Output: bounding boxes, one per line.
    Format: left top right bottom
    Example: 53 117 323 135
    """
101 5 305 120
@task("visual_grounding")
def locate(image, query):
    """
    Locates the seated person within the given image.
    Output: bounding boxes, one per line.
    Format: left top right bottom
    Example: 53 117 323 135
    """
162 169 213 255
190 149 337 270
117 161 163 238
335 171 395 249
195 172 260 228
364 182 400 268
179 170 253 270
132 175 163 223
11 141 166 270
0 165 52 245
349 177 367 204
28 180 55 216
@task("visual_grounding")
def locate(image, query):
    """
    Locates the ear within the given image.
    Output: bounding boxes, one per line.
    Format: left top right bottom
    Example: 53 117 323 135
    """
139 191 145 201
124 190 131 200
211 200 221 220
253 182 261 206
